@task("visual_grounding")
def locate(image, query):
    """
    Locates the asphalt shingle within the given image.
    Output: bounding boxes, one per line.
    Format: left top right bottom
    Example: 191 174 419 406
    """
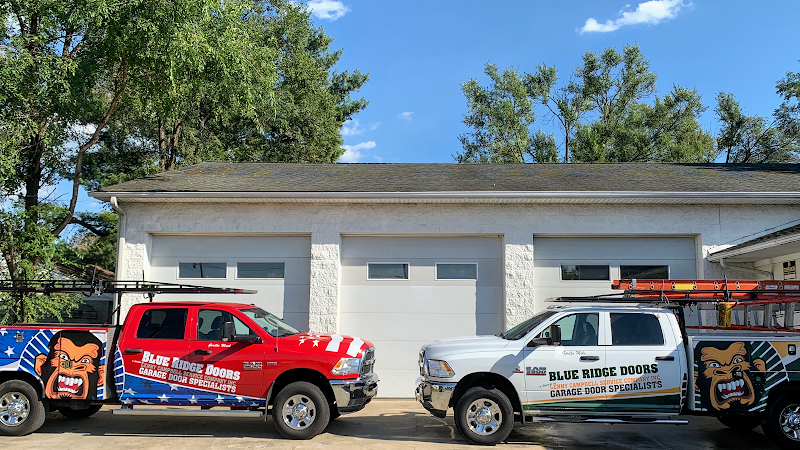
96 162 800 194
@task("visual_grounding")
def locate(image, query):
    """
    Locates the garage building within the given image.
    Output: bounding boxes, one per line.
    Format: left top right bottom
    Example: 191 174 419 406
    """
91 163 800 397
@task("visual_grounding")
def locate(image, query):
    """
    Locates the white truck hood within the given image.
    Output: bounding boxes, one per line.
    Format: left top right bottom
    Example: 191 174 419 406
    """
422 335 511 359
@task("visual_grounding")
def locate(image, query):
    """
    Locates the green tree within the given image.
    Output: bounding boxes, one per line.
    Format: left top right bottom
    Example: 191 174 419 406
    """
775 63 800 157
525 65 590 162
0 0 286 322
81 1 368 192
715 92 797 163
459 45 712 164
458 63 556 163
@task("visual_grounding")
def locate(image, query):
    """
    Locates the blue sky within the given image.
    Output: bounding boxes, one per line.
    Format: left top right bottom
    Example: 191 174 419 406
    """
51 0 800 214
307 0 800 163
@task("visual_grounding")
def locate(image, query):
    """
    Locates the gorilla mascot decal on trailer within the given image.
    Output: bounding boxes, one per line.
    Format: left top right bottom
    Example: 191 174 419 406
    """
34 330 105 400
695 341 766 411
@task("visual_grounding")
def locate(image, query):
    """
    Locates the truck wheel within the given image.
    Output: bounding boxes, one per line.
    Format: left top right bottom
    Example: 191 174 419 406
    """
0 380 46 436
454 387 513 445
272 381 330 440
717 414 762 430
763 393 800 449
57 404 103 419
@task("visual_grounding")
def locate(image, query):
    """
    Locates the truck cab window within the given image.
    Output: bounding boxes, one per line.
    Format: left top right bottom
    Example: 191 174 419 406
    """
136 308 188 339
611 313 664 346
539 313 599 346
198 309 254 341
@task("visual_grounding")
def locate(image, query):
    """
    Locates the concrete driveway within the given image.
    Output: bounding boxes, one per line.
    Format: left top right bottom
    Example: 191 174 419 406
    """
1 400 777 450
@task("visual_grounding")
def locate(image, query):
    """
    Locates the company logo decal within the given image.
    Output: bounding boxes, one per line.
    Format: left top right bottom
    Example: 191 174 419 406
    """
526 367 547 376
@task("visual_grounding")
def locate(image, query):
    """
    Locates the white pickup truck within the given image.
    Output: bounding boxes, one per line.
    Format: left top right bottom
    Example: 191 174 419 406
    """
415 281 800 449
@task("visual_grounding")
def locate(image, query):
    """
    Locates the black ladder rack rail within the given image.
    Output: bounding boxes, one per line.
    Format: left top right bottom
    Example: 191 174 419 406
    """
0 279 257 325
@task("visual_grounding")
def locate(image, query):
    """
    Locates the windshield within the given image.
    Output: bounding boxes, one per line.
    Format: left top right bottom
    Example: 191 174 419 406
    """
500 310 558 340
240 308 300 338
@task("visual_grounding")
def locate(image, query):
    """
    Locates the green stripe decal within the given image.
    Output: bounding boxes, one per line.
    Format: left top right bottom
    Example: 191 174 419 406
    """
524 394 680 411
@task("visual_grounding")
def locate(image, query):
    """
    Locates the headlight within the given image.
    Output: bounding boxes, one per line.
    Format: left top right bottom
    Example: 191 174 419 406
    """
332 357 361 375
426 359 455 378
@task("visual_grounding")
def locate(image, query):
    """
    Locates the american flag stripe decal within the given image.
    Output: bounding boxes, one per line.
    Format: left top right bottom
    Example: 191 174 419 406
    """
346 338 364 357
326 335 343 352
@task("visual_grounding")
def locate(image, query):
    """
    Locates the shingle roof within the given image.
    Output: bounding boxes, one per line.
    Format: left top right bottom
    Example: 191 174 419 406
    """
96 162 800 194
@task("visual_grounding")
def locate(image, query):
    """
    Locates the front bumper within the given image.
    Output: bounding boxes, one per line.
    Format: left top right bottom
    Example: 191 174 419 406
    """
415 377 456 418
329 372 379 413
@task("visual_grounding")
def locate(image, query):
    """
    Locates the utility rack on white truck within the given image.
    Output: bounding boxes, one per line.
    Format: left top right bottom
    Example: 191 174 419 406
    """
415 279 800 448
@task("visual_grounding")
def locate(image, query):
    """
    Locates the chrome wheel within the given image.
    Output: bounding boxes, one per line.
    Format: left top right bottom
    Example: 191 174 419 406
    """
780 403 800 441
281 394 316 430
465 398 502 436
0 392 30 427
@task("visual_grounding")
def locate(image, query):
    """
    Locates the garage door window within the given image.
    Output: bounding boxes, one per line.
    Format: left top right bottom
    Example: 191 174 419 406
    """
237 262 285 279
178 262 226 279
436 263 477 280
368 263 409 280
620 265 669 279
561 265 609 281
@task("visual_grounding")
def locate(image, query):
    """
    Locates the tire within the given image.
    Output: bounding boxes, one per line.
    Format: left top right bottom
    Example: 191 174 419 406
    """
272 381 330 440
454 387 514 445
57 404 102 419
0 380 46 436
717 414 762 431
762 393 800 449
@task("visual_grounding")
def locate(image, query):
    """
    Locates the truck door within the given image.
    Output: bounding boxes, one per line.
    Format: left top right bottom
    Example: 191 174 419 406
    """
603 312 682 414
523 312 606 412
187 308 269 406
119 307 190 405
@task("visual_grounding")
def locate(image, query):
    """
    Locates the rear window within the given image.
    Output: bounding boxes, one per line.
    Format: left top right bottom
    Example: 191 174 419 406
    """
610 313 664 346
136 308 188 339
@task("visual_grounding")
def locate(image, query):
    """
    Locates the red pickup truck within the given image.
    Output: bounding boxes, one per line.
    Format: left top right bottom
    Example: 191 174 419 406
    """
0 301 378 439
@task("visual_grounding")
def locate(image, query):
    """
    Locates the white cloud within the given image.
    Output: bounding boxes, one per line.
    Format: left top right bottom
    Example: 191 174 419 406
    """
579 0 688 34
370 122 382 130
339 141 376 163
342 120 364 137
397 111 414 121
307 0 350 21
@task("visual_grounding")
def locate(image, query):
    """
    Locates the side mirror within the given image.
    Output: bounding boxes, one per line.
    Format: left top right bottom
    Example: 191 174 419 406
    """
549 324 562 346
231 334 262 344
221 321 235 342
527 324 562 347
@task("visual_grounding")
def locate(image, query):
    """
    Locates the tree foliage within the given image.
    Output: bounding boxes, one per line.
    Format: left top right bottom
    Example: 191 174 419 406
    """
458 45 715 164
457 64 547 163
0 0 368 323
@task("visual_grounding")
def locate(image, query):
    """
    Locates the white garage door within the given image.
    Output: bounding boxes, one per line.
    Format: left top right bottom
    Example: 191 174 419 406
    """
341 236 503 397
149 235 311 331
533 236 698 311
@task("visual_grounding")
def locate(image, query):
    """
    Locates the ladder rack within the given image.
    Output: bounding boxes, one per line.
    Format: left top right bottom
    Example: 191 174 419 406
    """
552 279 800 332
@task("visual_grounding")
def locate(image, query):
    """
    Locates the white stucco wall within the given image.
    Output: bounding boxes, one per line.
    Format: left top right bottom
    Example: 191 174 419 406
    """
113 202 800 332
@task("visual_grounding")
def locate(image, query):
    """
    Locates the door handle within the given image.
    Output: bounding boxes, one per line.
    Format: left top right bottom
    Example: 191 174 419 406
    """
123 348 143 354
580 356 600 361
655 356 675 361
194 350 213 355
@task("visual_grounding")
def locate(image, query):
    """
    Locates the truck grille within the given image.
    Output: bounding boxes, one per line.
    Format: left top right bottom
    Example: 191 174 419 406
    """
360 346 375 376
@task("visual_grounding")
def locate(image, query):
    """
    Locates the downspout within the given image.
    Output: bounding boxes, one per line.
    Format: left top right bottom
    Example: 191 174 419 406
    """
110 197 126 325
717 257 774 280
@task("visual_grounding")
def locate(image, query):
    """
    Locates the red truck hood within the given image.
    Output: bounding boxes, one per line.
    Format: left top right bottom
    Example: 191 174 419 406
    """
281 333 373 358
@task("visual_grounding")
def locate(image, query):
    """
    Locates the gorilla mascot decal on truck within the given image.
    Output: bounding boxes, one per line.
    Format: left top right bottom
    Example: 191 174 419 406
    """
695 341 766 411
34 330 105 400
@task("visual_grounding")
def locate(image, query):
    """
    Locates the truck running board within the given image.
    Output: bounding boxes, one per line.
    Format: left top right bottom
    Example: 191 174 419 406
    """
526 416 687 425
113 407 263 418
